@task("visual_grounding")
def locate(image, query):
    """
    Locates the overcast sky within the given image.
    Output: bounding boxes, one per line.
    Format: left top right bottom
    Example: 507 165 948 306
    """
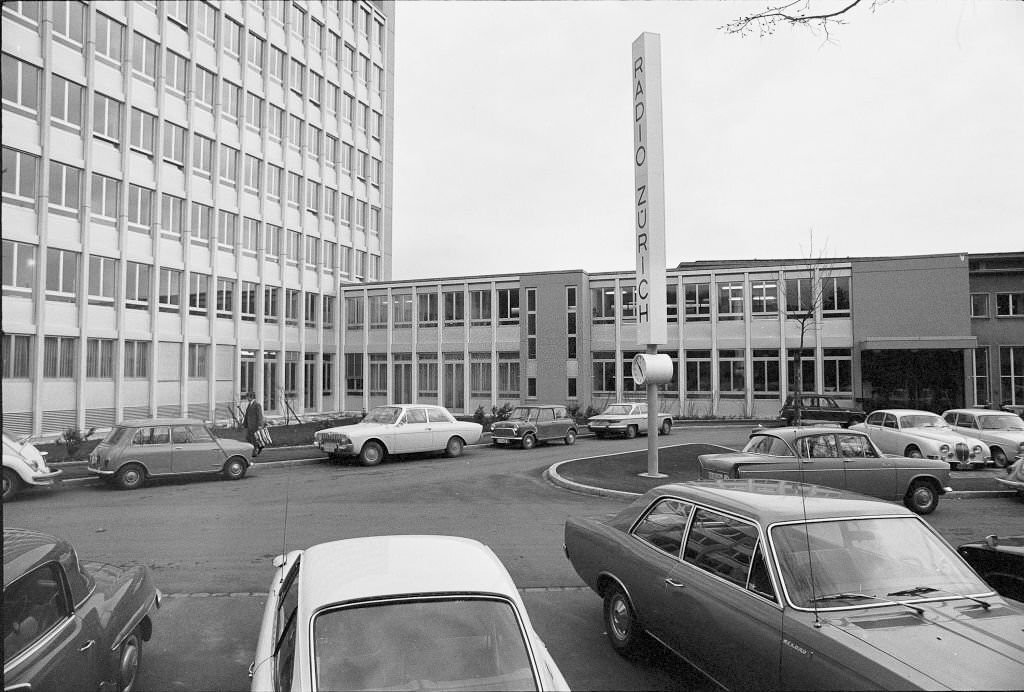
389 0 1024 281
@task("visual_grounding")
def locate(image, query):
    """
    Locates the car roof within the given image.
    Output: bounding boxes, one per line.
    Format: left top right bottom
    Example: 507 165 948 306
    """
641 480 914 525
298 535 521 615
944 408 1014 415
751 426 867 440
869 409 940 416
113 417 208 427
3 528 72 587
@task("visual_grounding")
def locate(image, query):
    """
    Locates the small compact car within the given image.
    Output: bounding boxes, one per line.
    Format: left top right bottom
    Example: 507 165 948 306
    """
491 405 578 449
698 426 952 514
957 535 1024 603
3 527 161 692
850 409 990 468
563 480 1024 690
87 418 253 489
3 432 62 502
995 455 1024 496
587 402 672 439
249 535 569 692
942 408 1024 467
777 394 865 427
313 404 482 466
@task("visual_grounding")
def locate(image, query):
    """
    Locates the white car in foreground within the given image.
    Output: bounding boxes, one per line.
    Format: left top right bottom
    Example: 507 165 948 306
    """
314 404 482 466
850 409 990 469
250 535 569 692
3 432 62 501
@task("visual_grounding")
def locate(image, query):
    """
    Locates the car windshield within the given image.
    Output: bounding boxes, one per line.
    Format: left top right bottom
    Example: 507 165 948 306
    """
313 597 538 691
771 517 989 610
601 405 633 416
508 408 538 422
101 426 132 446
900 414 945 429
362 407 402 425
978 414 1024 431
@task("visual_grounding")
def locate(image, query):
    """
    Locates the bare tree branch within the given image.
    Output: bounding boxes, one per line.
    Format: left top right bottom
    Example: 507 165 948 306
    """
720 0 878 38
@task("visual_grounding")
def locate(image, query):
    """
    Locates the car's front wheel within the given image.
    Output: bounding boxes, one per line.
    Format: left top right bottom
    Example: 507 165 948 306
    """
992 448 1009 468
521 433 537 450
604 585 644 657
564 429 577 445
2 467 21 502
904 479 939 515
660 419 672 436
222 457 248 480
359 441 385 466
444 436 464 458
117 629 142 692
115 464 146 490
625 426 638 439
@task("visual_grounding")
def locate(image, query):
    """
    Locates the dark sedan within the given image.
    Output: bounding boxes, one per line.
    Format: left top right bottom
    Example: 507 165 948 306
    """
957 535 1024 603
3 527 161 692
698 426 952 514
563 481 1024 690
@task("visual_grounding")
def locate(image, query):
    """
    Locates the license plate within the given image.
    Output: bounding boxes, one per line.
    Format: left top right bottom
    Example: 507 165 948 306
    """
495 438 508 444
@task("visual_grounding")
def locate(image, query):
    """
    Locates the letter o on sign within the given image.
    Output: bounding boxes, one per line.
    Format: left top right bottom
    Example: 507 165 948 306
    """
632 353 673 386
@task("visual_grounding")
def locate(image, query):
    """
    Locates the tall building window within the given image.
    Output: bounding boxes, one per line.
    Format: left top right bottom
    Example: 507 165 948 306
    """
392 293 413 328
470 289 491 327
222 80 241 121
306 180 320 214
90 173 120 220
158 268 181 313
95 14 125 61
224 17 243 58
369 354 387 396
788 348 816 393
470 353 491 398
163 122 186 167
752 349 780 397
244 155 262 194
124 341 150 378
189 273 209 315
188 344 209 378
242 217 260 253
287 172 302 208
269 46 285 83
1 240 36 290
666 283 678 323
92 94 122 143
368 295 387 329
566 286 577 360
304 235 319 266
285 289 300 325
125 262 151 309
322 295 336 329
195 67 216 109
52 1 86 45
750 280 778 316
161 194 185 237
247 32 265 71
346 296 364 329
49 162 82 212
45 248 79 298
268 104 284 141
973 347 989 406
823 348 852 394
1000 346 1024 406
346 353 363 394
130 108 156 156
527 288 537 359
193 134 214 176
2 333 33 379
592 352 616 395
996 292 1024 317
245 92 263 130
443 290 464 327
305 292 319 328
2 55 40 115
132 33 158 81
685 350 712 394
218 211 237 248
219 144 239 187
286 230 301 263
418 353 438 399
498 352 520 398
717 281 744 321
2 148 38 201
497 288 519 325
165 0 189 26
685 282 710 321
164 50 189 94
240 281 257 321
591 287 615 325
264 286 279 324
196 1 218 42
267 164 283 202
785 276 813 316
127 184 153 232
216 278 234 319
289 58 304 94
43 336 77 378
620 284 636 324
86 339 115 378
822 276 851 317
970 293 990 318
418 291 438 327
87 255 116 303
265 224 282 260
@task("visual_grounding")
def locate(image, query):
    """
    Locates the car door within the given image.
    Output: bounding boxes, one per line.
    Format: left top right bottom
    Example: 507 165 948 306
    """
393 407 433 453
535 407 557 441
791 434 847 489
662 508 783 689
634 404 648 433
171 424 224 474
838 432 898 500
129 426 172 474
426 407 455 449
2 563 97 692
864 412 899 454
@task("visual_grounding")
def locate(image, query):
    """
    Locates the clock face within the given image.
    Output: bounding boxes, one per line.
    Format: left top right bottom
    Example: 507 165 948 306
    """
632 354 648 385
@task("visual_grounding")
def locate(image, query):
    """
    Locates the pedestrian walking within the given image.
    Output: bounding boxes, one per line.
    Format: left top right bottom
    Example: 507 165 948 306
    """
243 392 267 456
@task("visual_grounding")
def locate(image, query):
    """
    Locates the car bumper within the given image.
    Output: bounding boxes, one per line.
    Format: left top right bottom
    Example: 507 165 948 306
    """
995 475 1024 490
588 424 627 433
316 440 354 455
25 468 63 486
491 434 524 444
87 467 116 477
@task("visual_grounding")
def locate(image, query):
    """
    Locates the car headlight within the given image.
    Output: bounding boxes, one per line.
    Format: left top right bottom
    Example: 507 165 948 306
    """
972 445 983 459
26 457 42 472
939 444 950 457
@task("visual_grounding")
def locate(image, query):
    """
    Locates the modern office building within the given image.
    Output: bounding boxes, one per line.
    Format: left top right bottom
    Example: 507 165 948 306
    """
335 252 1023 419
2 0 395 436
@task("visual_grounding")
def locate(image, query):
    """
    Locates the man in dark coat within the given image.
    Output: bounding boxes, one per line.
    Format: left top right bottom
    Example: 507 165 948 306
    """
243 392 266 456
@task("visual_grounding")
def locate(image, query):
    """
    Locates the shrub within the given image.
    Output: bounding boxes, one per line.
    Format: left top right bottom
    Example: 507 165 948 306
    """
60 427 96 457
473 405 487 425
491 404 514 421
583 405 602 420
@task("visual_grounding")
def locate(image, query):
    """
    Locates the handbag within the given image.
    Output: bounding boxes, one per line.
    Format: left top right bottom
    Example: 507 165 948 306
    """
256 426 273 447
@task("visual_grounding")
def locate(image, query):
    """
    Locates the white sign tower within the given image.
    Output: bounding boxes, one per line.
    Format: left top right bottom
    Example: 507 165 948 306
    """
632 33 671 478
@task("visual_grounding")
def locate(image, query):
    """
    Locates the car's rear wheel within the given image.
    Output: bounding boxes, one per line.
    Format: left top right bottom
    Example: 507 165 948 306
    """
564 429 577 446
905 446 923 459
359 441 385 466
521 433 537 450
604 585 644 656
444 436 464 458
625 426 638 439
115 464 146 490
992 448 1009 468
659 419 672 436
904 479 939 515
222 457 248 480
2 468 21 502
117 629 142 692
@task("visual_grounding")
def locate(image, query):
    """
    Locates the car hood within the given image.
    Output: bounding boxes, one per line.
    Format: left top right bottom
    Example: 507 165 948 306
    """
319 422 396 437
904 428 986 447
976 430 1024 446
589 414 629 422
820 601 1024 689
492 419 530 427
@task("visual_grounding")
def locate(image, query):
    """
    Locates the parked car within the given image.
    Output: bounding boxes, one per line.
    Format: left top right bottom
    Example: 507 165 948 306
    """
995 455 1024 496
942 409 1024 467
850 409 990 468
3 527 161 692
698 426 952 514
249 535 569 692
563 480 1024 690
778 394 865 427
314 404 482 466
587 402 672 439
3 432 62 502
87 418 253 490
957 535 1024 602
491 405 578 449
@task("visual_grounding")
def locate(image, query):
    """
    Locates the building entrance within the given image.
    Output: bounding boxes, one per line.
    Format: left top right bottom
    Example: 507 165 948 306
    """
860 349 965 413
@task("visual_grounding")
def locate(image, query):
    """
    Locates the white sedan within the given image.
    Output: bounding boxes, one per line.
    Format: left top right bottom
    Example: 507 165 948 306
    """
850 409 990 468
313 404 482 466
249 535 569 692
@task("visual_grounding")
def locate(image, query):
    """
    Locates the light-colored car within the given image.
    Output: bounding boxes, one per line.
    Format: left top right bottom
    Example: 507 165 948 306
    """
564 480 1024 690
87 418 253 489
314 404 482 466
942 409 1024 468
2 432 62 502
995 455 1024 496
698 426 952 514
588 402 672 439
850 409 990 469
249 535 569 692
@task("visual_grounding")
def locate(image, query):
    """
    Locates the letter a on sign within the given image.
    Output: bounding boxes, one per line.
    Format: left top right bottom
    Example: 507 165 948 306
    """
632 33 667 346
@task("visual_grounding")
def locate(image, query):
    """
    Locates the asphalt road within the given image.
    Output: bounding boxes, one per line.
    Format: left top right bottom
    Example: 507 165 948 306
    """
6 429 1024 691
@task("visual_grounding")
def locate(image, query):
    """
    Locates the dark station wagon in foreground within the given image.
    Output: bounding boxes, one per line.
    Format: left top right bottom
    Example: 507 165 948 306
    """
957 535 1024 603
491 405 578 449
88 418 253 489
564 481 1024 690
698 427 952 514
3 527 161 692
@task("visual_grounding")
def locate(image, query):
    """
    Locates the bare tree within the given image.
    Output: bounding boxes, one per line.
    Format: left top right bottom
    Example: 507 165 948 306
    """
720 0 887 39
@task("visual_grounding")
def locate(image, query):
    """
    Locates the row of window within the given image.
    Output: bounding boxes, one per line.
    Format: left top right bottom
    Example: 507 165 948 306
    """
592 349 853 396
592 277 851 323
343 289 522 329
970 292 1024 319
343 352 522 399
